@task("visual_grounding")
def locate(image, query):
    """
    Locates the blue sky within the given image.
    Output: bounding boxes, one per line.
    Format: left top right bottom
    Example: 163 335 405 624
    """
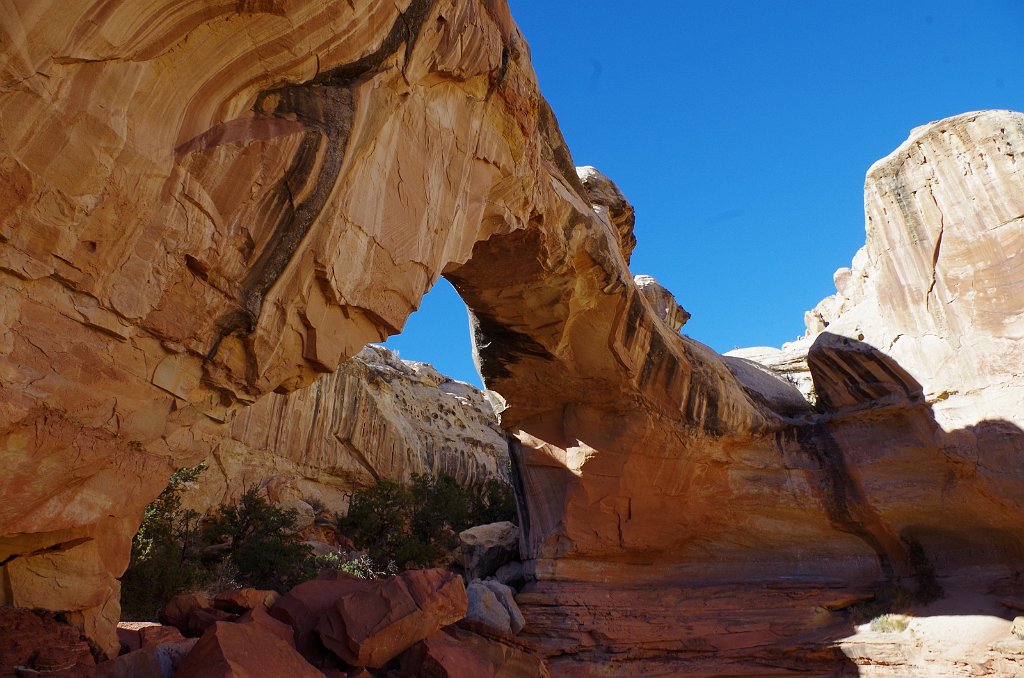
386 1 1024 386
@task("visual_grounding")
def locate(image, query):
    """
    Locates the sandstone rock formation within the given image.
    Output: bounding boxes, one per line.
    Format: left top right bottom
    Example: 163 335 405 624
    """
2 0 1024 675
506 111 1024 675
180 344 510 515
0 607 98 676
1 0 537 655
174 621 323 678
316 568 467 668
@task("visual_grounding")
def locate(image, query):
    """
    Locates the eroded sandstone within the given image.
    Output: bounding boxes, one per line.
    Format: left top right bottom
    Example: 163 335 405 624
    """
179 345 509 515
2 0 1024 675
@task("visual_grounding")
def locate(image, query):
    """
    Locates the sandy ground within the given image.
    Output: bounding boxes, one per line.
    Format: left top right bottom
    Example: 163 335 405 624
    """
837 590 1024 677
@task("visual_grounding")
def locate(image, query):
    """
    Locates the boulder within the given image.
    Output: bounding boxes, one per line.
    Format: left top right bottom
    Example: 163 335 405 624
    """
158 593 214 632
237 604 297 647
277 498 316 532
116 621 154 653
493 561 526 589
457 522 520 581
269 573 369 655
0 607 96 676
465 580 512 636
174 622 322 678
213 588 280 614
140 625 187 648
399 628 550 678
480 580 526 634
96 638 197 678
316 568 467 668
398 633 492 677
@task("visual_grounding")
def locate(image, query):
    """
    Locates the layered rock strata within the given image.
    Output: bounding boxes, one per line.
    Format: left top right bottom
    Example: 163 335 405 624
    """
504 111 1024 675
2 0 1024 674
180 344 509 514
1 0 539 655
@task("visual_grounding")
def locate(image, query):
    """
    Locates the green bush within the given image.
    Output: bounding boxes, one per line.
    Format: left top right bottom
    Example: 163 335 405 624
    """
121 470 319 619
339 473 517 570
121 463 209 620
338 479 417 566
313 551 394 580
479 478 518 525
869 613 911 633
203 485 315 592
121 467 517 619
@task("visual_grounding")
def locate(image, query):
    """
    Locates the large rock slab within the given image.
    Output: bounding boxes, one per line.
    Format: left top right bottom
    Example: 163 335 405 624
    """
174 621 322 678
316 568 467 668
269 574 369 655
457 521 520 581
399 627 550 677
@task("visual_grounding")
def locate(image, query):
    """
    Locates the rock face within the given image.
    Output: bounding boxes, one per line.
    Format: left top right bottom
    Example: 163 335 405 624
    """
174 621 323 678
0 607 97 676
504 112 1024 675
3 1 1024 675
1 0 531 655
180 344 510 514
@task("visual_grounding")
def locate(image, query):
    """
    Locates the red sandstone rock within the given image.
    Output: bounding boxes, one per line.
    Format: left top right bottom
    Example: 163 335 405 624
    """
139 624 186 648
3 1 1024 676
316 568 467 668
159 593 239 638
116 621 151 653
400 628 549 677
0 607 96 676
159 593 214 631
213 587 279 614
269 574 370 655
95 638 197 678
237 604 296 647
187 608 240 638
174 622 322 678
400 633 492 677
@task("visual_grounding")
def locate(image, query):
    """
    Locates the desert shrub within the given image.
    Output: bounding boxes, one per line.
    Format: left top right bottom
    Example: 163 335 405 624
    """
340 473 517 570
120 463 209 619
122 472 319 618
203 485 315 592
313 551 395 580
869 613 910 633
338 479 416 566
478 478 517 525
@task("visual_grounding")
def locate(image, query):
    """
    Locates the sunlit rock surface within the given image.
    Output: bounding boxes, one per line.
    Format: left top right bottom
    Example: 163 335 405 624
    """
180 345 509 513
2 0 1024 673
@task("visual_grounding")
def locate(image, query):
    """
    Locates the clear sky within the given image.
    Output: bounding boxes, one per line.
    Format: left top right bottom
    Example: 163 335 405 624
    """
386 1 1024 387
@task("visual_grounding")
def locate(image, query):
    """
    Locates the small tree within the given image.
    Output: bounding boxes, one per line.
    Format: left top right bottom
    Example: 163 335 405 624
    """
121 463 208 619
340 474 518 570
203 485 314 592
339 479 415 566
